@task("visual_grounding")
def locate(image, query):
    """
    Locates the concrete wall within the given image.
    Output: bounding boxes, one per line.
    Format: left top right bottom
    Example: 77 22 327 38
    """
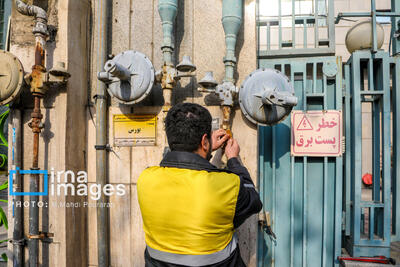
6 0 396 266
8 0 89 266
87 0 258 266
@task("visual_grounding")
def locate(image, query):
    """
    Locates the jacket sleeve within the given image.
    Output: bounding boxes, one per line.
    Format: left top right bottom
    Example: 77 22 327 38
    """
227 157 263 228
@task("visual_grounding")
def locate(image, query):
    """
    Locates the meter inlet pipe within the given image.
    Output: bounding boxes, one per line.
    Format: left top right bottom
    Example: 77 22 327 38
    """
221 0 243 132
11 109 23 267
158 0 178 110
15 1 48 266
95 1 110 266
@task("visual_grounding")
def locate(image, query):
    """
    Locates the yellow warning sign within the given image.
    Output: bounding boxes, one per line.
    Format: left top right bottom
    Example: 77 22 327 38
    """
113 114 157 146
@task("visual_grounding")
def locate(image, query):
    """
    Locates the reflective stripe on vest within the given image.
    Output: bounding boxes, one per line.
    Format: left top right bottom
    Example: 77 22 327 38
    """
137 166 241 255
147 234 238 266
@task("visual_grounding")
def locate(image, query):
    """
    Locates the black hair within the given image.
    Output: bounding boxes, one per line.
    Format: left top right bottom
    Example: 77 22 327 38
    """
165 103 212 152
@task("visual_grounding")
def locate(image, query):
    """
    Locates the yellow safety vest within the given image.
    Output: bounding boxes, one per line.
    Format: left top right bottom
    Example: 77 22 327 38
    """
137 166 241 256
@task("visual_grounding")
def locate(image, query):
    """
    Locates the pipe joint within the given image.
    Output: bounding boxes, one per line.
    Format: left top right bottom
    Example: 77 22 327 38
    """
33 18 48 37
15 0 49 36
223 57 237 65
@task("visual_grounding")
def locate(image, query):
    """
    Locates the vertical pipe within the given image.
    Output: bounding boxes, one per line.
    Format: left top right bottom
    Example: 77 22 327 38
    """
344 64 351 236
314 0 319 48
278 0 282 49
371 0 377 53
392 0 400 55
381 54 391 244
271 126 276 266
11 109 23 267
323 75 327 109
303 19 307 48
290 156 294 267
30 15 47 267
393 58 400 241
334 57 343 266
267 22 271 51
158 0 178 109
312 63 317 94
257 125 265 267
290 67 295 267
158 0 178 65
322 157 328 267
221 0 243 133
96 0 110 266
14 1 48 266
327 0 335 51
302 72 307 267
29 96 42 267
369 208 375 240
302 156 307 266
292 0 295 48
222 0 243 83
351 54 362 244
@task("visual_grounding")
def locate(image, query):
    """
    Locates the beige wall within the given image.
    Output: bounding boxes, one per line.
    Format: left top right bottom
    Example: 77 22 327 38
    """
7 0 397 266
8 0 89 266
87 0 258 266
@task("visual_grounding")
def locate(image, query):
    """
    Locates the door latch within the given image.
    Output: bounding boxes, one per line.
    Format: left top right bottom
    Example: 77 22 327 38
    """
258 211 277 241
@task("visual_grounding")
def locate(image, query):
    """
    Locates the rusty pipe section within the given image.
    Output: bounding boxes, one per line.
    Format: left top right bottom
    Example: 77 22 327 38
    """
222 106 232 135
15 1 48 266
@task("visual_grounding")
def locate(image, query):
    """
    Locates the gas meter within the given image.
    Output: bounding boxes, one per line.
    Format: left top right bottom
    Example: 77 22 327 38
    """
0 51 24 105
239 68 297 126
97 51 155 105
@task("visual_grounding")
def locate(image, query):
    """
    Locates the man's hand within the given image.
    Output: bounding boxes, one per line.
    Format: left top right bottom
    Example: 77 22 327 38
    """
225 138 240 159
211 129 230 151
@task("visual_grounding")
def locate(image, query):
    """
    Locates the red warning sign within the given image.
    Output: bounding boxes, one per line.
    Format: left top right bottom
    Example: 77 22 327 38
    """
291 110 342 157
296 116 313 131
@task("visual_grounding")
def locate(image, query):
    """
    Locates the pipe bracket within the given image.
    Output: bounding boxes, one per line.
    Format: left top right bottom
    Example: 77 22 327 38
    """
94 144 111 151
11 239 26 246
93 94 107 103
27 232 54 243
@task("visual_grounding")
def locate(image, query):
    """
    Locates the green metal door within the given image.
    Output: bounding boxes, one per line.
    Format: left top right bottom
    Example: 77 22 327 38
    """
257 57 343 267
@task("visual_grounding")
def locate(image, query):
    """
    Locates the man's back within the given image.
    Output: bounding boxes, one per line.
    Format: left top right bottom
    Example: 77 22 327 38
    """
138 165 240 255
137 103 262 266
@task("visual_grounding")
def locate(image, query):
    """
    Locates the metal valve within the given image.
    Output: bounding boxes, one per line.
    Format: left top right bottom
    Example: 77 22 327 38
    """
198 72 238 106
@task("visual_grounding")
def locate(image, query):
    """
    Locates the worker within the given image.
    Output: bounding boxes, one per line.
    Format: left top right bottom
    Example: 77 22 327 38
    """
137 103 263 267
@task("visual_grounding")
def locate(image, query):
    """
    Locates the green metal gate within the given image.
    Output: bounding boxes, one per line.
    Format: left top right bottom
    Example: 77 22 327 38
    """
257 57 343 267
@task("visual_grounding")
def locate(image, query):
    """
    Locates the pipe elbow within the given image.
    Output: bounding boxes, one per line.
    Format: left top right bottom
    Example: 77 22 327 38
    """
15 0 47 21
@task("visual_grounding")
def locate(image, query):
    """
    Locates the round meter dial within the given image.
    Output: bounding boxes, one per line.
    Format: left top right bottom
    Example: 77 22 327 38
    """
0 51 24 105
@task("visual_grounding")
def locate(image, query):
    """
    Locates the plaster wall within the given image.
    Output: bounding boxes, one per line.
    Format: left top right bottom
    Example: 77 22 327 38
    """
6 0 397 266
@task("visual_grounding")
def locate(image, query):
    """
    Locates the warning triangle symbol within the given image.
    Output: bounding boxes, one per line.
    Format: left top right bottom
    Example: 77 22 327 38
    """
297 116 313 131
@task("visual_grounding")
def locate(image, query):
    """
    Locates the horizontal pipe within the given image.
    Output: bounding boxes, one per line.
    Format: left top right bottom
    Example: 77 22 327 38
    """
336 12 400 23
